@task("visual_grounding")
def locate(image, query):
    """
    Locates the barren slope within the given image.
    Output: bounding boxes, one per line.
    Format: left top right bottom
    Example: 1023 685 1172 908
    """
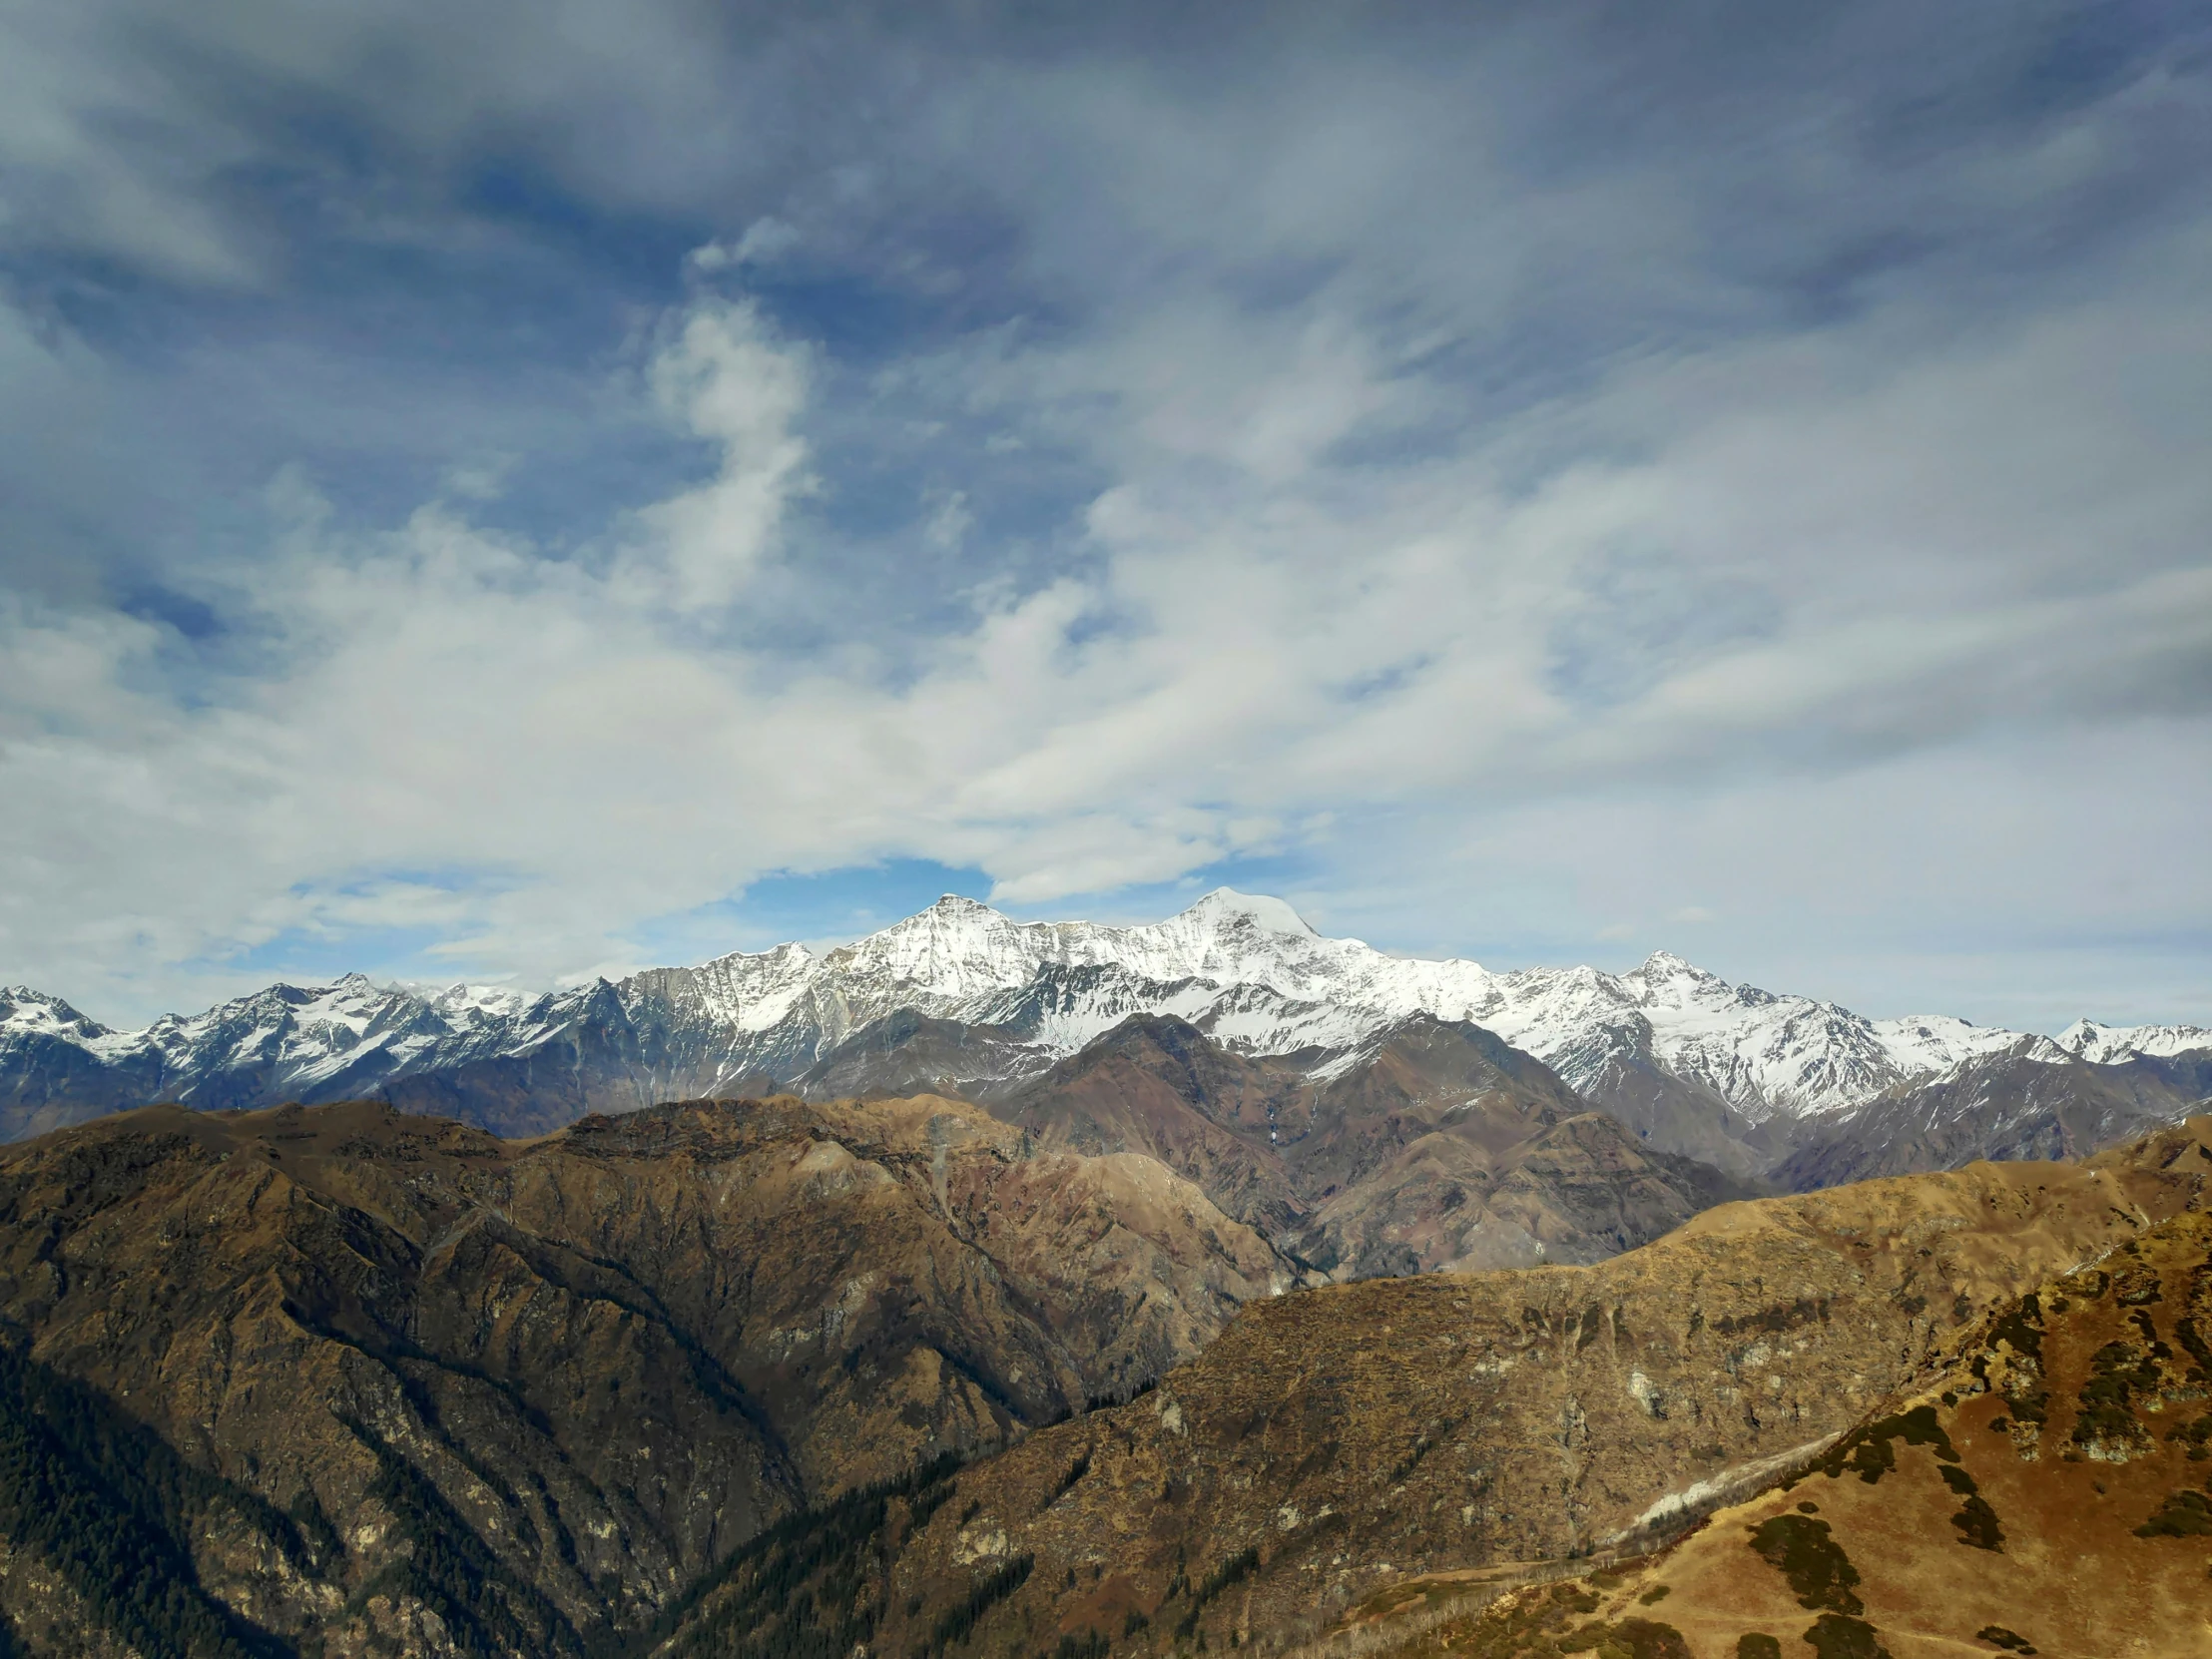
812 1119 2212 1659
999 1014 1755 1276
1352 1184 2212 1657
0 1094 1290 1655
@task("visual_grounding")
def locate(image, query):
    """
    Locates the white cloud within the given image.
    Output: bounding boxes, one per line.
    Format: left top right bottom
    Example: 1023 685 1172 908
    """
631 298 815 608
1 2 2208 1027
7 234 2211 1024
689 218 802 273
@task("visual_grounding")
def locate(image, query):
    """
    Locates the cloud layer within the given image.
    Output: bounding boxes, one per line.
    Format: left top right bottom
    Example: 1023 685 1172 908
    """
2 0 2208 1027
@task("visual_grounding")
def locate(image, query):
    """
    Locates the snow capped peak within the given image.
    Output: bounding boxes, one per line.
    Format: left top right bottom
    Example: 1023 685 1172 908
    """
428 982 532 1024
1620 951 1740 1013
1175 888 1318 939
830 893 1035 997
11 887 2199 1133
2057 1018 2212 1064
0 986 108 1039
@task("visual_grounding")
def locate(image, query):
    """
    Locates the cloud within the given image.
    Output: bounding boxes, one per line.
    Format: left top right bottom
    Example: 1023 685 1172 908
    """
632 298 815 607
689 219 802 273
0 1 2208 1026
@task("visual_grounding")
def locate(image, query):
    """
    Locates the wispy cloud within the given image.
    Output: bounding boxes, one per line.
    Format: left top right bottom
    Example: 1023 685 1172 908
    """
0 0 2207 1027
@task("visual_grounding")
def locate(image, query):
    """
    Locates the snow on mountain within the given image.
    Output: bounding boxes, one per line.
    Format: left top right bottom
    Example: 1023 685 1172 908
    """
2055 1018 2212 1065
0 987 109 1041
7 889 2200 1144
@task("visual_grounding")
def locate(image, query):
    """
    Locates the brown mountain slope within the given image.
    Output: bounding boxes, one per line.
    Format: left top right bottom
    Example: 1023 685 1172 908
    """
1302 1109 1759 1278
1535 1017 1789 1182
1776 1041 2212 1193
1352 1189 2212 1657
804 1119 2212 1659
998 1014 1754 1276
0 1094 1289 1656
995 1014 1306 1237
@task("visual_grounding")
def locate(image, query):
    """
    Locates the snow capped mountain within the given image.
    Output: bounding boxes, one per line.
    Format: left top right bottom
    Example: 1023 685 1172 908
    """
593 890 2032 1122
2055 1018 2212 1065
4 889 2203 1151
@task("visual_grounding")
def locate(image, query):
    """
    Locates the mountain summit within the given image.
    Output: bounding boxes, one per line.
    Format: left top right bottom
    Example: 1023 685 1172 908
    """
2 893 2202 1169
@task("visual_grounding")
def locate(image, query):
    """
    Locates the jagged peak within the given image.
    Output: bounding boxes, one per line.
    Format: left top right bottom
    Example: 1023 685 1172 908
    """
1632 949 1723 983
926 893 999 914
2055 1016 2212 1063
872 893 1014 935
0 986 106 1033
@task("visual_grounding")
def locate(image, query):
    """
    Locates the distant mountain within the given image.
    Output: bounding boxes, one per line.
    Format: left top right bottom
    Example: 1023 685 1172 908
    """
2057 1015 2212 1062
1772 1036 2212 1191
993 1011 1758 1276
5 889 2204 1180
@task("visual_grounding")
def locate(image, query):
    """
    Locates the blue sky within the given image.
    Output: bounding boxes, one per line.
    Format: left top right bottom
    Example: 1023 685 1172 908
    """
2 0 2208 1031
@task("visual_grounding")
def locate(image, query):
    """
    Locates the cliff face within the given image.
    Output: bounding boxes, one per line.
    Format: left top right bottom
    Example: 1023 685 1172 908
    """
826 1120 2212 1659
0 1095 1290 1656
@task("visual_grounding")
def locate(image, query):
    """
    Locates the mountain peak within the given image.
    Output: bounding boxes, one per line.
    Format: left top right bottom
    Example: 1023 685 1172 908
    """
1635 949 1716 980
926 893 998 915
1176 888 1317 938
2056 1016 2212 1064
865 892 1013 941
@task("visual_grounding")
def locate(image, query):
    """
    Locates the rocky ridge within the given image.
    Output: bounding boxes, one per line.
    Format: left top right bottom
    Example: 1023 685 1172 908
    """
0 1100 2205 1656
997 1013 1759 1276
11 892 2201 1169
1775 1038 2212 1193
1347 1175 2212 1657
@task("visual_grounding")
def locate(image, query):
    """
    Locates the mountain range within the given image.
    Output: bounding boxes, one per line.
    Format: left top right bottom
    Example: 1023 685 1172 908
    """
3 1088 2202 1657
5 889 2206 1196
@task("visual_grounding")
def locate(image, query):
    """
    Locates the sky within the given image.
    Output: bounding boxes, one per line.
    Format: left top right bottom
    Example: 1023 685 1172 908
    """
2 0 2208 1032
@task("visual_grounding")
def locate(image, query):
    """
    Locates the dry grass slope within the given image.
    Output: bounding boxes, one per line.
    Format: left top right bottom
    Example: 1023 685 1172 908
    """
1344 1151 2212 1657
837 1119 2212 1659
